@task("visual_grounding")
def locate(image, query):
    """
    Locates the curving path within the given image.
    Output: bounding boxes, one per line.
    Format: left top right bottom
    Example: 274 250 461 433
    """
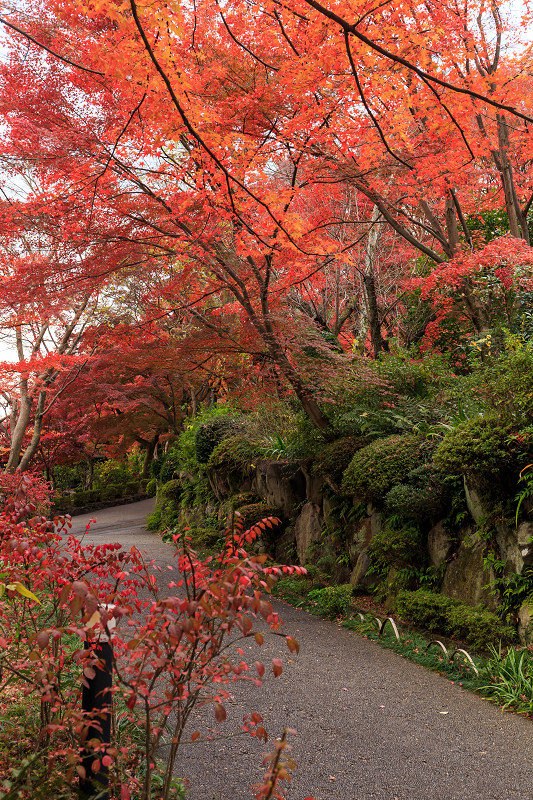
71 501 533 800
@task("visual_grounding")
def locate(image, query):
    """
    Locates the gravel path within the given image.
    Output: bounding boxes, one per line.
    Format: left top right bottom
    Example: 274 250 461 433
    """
71 501 533 800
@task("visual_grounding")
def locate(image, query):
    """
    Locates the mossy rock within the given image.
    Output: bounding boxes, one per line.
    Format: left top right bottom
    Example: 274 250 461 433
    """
208 435 260 473
341 434 430 501
231 491 261 508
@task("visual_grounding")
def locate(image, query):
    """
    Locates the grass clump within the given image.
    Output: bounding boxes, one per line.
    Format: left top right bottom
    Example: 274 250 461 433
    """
478 645 533 714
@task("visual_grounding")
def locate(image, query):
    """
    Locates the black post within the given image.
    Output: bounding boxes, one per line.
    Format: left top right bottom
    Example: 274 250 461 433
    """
79 640 113 800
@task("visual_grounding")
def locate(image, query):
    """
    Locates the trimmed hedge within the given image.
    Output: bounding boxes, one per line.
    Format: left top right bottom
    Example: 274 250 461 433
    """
340 434 430 500
384 463 450 521
434 417 511 481
396 589 515 651
101 484 121 502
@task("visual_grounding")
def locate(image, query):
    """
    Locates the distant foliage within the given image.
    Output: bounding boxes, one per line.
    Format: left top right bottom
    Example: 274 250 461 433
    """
341 434 430 500
477 344 533 424
376 351 450 398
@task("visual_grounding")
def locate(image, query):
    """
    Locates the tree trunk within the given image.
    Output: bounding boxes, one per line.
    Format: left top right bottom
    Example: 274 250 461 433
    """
18 392 47 472
142 434 160 478
362 206 388 357
5 394 32 472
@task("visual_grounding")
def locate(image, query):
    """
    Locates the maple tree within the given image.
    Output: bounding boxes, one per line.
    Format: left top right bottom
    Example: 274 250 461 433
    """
0 203 100 472
0 0 532 451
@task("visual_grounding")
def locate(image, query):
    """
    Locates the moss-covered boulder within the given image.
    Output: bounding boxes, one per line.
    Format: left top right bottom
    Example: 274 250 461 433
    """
441 531 498 610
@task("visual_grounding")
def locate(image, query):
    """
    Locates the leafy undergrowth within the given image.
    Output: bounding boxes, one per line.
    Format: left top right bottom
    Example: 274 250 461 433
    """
0 478 307 800
273 577 388 617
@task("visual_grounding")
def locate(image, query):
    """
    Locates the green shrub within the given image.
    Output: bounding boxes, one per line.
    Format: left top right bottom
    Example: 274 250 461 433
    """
101 484 121 502
311 437 367 484
207 435 260 473
159 448 181 483
341 434 430 500
161 479 181 502
478 646 533 715
272 575 316 605
124 480 138 496
384 464 451 521
146 507 162 531
368 523 425 575
396 589 515 650
145 478 157 497
195 416 242 464
396 589 461 632
307 584 354 618
434 417 511 481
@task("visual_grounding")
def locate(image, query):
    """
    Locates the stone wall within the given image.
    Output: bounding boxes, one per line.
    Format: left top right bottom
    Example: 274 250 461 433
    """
180 460 533 643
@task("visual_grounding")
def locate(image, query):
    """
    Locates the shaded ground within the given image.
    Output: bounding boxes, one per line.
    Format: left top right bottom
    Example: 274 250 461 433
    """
74 501 533 800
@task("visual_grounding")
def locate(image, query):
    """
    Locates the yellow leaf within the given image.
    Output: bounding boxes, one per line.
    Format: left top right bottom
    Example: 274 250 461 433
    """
11 582 41 604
